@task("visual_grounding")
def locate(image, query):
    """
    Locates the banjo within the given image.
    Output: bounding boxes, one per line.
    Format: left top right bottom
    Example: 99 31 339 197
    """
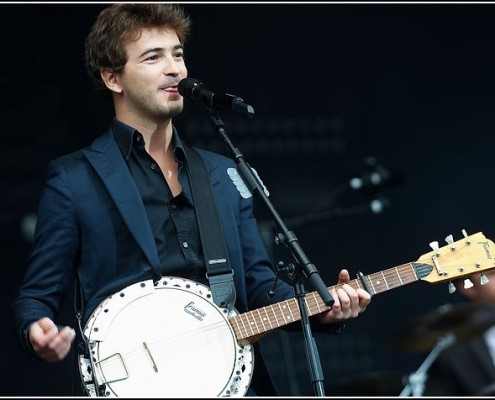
78 231 495 397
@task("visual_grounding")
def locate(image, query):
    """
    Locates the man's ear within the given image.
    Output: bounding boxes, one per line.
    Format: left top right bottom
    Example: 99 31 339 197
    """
100 68 123 94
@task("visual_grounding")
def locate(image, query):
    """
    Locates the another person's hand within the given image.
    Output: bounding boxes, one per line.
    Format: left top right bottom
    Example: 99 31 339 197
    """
317 269 371 324
28 317 76 362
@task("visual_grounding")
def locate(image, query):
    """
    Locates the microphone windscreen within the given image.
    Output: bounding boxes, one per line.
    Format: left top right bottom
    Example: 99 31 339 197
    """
178 78 202 97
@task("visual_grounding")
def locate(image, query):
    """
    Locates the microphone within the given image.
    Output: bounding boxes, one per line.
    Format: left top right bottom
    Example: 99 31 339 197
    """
178 78 255 119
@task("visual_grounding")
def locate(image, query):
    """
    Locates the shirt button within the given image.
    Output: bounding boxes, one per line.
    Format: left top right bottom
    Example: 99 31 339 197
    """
170 203 177 210
182 242 189 248
150 163 157 170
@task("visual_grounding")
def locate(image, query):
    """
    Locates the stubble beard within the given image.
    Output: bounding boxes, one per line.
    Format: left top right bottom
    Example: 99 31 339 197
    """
164 102 183 119
127 88 184 121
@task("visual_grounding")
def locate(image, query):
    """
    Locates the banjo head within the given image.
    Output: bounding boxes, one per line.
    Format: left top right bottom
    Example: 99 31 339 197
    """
78 276 253 397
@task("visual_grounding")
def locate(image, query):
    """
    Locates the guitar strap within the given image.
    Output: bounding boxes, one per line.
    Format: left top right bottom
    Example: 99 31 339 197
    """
183 145 236 312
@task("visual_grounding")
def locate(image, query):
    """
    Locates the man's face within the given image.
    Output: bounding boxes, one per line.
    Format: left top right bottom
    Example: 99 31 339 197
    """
118 28 188 121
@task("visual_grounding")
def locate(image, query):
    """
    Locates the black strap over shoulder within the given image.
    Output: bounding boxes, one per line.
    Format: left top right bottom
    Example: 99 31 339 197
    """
184 145 236 311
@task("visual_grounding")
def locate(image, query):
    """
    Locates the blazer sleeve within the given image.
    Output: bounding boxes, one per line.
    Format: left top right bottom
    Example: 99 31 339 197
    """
11 158 79 356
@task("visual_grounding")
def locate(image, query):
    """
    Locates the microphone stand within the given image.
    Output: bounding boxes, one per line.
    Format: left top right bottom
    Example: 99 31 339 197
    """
293 263 327 396
208 114 334 396
399 332 455 397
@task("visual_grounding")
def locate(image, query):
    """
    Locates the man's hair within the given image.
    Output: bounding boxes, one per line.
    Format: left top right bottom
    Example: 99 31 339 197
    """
85 3 191 102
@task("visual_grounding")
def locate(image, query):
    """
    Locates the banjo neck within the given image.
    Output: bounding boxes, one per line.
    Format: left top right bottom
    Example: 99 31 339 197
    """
230 262 421 345
231 228 495 345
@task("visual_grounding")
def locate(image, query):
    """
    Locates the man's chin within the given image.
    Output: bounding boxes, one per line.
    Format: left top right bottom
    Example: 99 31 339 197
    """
165 104 183 118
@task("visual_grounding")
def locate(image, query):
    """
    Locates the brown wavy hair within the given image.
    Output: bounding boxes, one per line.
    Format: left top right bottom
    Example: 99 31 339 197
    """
85 3 191 102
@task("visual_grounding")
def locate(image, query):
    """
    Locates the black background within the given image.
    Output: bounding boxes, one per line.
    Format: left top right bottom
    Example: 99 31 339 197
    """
2 2 495 396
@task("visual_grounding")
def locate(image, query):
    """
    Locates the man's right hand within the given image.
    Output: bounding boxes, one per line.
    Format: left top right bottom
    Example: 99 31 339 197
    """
28 317 76 362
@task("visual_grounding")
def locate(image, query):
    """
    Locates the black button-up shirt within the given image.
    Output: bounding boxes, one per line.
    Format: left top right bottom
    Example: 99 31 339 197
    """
112 118 207 285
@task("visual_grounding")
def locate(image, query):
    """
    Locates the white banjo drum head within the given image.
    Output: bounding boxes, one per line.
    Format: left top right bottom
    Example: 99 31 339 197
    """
78 277 253 397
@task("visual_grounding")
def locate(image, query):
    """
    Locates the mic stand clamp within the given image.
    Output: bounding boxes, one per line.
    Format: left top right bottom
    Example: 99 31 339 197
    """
208 113 332 396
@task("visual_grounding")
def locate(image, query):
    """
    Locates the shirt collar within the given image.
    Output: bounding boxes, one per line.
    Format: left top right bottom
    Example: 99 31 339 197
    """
112 118 135 159
111 118 188 166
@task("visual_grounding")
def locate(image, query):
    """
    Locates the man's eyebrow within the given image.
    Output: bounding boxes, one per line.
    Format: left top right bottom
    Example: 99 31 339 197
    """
139 44 184 58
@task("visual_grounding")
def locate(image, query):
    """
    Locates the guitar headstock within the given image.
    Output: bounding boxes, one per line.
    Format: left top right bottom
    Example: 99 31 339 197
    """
416 231 495 284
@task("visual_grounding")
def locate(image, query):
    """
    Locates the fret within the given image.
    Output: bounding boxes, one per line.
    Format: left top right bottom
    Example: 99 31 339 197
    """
270 304 281 327
380 271 390 290
410 262 419 280
306 292 322 315
285 299 299 322
314 291 330 316
256 309 267 332
369 272 388 294
284 300 295 323
277 303 288 324
262 307 274 330
238 313 249 337
245 312 258 335
230 315 242 339
394 266 404 286
366 274 377 294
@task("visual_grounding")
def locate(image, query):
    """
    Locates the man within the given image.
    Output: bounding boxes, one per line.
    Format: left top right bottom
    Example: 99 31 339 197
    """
422 270 495 396
12 4 371 396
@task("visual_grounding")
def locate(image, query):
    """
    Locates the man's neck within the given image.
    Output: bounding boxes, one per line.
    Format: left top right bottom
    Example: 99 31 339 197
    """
116 114 174 154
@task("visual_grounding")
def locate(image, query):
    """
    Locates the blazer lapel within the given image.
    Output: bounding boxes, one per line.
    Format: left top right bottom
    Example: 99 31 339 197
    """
83 130 161 274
